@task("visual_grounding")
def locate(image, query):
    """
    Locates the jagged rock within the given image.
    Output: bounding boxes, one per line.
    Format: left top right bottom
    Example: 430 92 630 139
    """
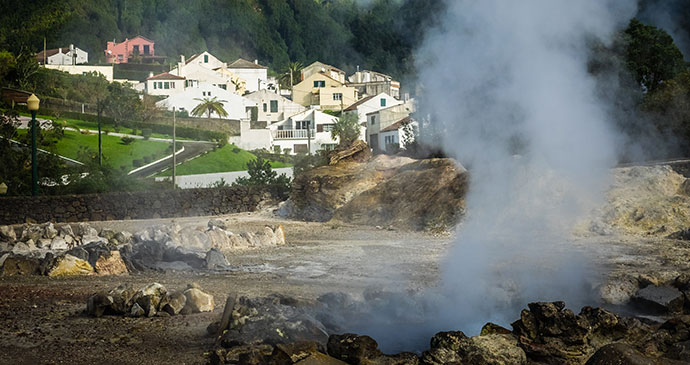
208 218 227 230
43 223 58 239
328 140 371 165
585 343 674 365
456 334 526 365
66 246 89 262
674 274 690 291
82 241 119 268
430 331 468 352
50 237 69 250
76 223 98 238
667 340 690 362
294 352 348 365
47 254 93 277
131 283 167 317
114 231 132 244
130 303 145 317
481 323 513 336
20 225 42 242
36 238 52 249
100 229 116 241
182 287 214 313
86 292 114 317
327 333 382 363
0 253 9 268
421 347 463 365
63 234 74 246
205 248 229 270
57 224 74 238
221 344 274 364
93 251 128 275
161 291 187 315
270 341 321 363
81 235 105 245
0 225 17 242
10 241 30 255
632 286 686 315
153 229 169 244
599 275 641 305
0 255 41 276
108 285 136 314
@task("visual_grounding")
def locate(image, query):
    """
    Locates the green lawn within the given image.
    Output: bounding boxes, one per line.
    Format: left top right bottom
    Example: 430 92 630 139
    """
157 144 291 176
18 129 173 171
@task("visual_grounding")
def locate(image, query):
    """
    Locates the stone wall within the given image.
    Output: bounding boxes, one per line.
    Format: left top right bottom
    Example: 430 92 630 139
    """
0 186 281 225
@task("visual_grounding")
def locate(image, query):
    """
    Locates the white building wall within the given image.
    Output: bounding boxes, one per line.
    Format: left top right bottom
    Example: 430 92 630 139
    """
230 120 272 150
146 79 185 97
229 68 267 93
156 83 256 120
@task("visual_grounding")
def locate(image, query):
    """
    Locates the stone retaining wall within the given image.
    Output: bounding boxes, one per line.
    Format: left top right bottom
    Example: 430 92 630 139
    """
0 186 282 225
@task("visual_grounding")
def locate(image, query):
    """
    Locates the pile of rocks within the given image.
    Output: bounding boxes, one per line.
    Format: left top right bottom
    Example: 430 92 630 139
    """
87 282 214 318
207 294 690 364
600 273 690 316
0 219 286 276
0 222 131 277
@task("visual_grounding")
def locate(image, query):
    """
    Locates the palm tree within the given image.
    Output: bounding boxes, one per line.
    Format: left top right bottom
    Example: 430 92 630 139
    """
280 61 303 90
191 97 229 119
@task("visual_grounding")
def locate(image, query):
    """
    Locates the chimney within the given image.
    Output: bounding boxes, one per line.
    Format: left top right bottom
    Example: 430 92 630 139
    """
148 72 154 78
180 55 185 65
254 59 259 64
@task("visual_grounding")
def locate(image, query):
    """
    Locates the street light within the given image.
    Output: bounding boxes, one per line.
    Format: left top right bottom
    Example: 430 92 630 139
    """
27 94 40 196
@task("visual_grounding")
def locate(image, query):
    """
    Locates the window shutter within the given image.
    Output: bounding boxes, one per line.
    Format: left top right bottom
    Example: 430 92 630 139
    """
317 124 323 132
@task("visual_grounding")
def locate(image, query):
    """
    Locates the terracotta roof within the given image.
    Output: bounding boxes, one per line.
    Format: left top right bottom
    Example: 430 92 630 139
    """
228 58 267 69
343 95 375 111
147 72 185 80
380 116 411 133
129 35 155 43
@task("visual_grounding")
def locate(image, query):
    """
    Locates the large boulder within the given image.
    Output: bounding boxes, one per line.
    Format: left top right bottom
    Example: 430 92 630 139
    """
0 255 41 276
93 250 128 275
0 225 17 242
182 286 214 313
47 254 94 277
632 286 686 315
585 343 678 365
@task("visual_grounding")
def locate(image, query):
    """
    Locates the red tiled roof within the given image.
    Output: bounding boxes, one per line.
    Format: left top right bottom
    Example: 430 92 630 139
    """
228 58 268 69
380 116 411 133
343 95 375 112
147 72 185 80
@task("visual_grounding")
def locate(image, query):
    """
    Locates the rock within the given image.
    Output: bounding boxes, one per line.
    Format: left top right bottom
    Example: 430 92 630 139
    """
100 229 116 241
208 218 226 230
599 275 640 305
0 255 41 276
221 344 274 364
58 224 74 238
63 234 74 246
294 352 348 365
667 340 690 362
93 251 128 275
0 225 16 242
270 341 321 363
36 238 52 249
632 286 686 314
0 253 9 268
130 303 145 317
47 254 94 277
328 140 371 165
82 241 119 268
327 333 382 363
674 274 690 291
161 291 187 315
81 235 105 245
182 287 214 313
86 292 114 317
132 283 167 317
11 241 31 255
114 231 132 244
43 223 58 239
421 347 463 365
481 323 513 336
585 343 666 365
153 229 169 244
456 334 526 365
108 285 136 314
430 331 468 352
76 223 98 237
66 246 89 262
205 248 229 270
20 225 42 242
50 237 69 250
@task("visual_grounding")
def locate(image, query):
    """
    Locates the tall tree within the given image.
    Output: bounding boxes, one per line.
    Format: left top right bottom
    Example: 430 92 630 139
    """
75 72 109 165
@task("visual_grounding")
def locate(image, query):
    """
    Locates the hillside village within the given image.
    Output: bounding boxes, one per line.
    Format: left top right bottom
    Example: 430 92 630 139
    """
34 35 418 157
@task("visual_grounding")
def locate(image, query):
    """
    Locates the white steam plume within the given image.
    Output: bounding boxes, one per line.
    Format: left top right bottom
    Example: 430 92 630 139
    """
419 0 637 334
341 0 639 353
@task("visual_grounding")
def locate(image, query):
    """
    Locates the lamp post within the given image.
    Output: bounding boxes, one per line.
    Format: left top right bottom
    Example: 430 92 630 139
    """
27 94 40 196
172 107 176 189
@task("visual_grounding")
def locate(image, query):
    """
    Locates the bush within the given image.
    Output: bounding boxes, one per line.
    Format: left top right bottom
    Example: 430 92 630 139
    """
233 156 292 198
273 145 281 154
232 147 241 153
103 129 110 136
120 136 135 145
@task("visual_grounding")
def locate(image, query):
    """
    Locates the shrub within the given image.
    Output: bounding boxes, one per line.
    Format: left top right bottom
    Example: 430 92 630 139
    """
273 145 281 154
120 136 135 145
232 147 241 153
103 129 110 136
233 156 292 198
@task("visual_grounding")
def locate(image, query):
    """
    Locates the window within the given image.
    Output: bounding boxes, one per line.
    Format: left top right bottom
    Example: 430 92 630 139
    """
158 82 163 89
164 82 170 89
153 82 157 89
143 44 150 55
323 124 335 132
270 100 278 113
133 45 139 54
380 98 386 107
263 103 267 112
370 116 376 125
118 54 124 61
171 82 175 89
220 84 226 90
294 144 308 153
204 54 209 63
385 135 397 146
313 80 325 88
295 120 311 130
333 93 342 101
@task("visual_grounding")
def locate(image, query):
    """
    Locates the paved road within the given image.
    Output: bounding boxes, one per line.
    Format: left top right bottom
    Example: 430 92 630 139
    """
154 167 293 188
129 140 217 178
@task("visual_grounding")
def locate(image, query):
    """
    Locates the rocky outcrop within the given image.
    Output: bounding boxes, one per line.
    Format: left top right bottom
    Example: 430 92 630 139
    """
284 155 468 231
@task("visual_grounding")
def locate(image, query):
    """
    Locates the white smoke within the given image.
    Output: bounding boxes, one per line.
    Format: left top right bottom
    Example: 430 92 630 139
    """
341 0 639 353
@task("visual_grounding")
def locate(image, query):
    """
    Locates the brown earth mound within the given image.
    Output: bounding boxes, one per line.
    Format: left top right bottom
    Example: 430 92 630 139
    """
283 152 468 231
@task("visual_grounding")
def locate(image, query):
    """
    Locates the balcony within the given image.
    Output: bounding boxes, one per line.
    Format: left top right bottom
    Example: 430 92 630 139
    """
272 129 314 139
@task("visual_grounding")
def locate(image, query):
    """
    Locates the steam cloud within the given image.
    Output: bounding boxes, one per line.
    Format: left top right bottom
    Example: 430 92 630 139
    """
342 0 639 353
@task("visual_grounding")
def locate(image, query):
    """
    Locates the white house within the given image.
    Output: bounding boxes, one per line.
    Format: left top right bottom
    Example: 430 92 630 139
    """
145 72 185 97
37 45 88 65
227 58 268 93
365 102 415 152
378 116 418 153
156 83 256 120
245 89 306 124
343 92 401 126
182 51 225 70
267 110 339 155
169 56 238 93
44 65 114 81
347 70 400 99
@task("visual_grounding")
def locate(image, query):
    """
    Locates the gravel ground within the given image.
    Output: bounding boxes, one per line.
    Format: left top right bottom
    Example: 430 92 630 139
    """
1 210 689 364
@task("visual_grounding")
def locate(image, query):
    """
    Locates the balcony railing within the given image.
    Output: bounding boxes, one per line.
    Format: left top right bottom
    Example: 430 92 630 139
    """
272 129 314 139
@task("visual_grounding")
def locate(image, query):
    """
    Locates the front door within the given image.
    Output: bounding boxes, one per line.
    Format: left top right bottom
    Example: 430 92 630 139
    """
370 133 379 152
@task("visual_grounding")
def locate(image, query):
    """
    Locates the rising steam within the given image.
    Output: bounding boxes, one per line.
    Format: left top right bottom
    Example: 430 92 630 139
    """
340 0 639 353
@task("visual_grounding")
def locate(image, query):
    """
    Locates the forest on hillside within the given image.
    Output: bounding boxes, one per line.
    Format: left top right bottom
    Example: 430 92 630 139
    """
0 0 444 79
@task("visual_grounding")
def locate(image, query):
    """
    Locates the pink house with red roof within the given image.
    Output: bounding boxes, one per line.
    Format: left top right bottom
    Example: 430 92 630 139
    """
105 35 156 64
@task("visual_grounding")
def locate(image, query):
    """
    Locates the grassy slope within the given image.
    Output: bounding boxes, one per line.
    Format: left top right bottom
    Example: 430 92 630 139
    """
158 144 290 176
18 129 171 171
